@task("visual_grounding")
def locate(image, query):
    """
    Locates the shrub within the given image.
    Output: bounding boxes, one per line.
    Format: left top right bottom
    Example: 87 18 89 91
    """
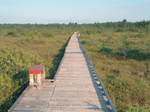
81 40 86 44
0 47 41 111
118 36 130 56
85 30 94 35
100 47 113 53
135 32 146 38
35 40 46 44
97 31 101 34
99 47 113 58
116 29 124 32
126 104 150 112
128 27 138 32
81 39 96 45
6 32 16 37
86 30 91 35
146 23 150 36
42 32 54 37
104 74 150 112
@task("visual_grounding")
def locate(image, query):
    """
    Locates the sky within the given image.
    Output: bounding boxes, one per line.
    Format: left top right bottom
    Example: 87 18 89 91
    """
0 0 150 24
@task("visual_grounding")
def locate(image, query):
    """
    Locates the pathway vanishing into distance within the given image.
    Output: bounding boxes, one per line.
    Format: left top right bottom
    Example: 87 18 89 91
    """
9 32 115 112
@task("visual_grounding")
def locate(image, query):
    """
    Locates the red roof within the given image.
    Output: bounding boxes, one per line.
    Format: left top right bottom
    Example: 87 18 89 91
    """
29 65 45 74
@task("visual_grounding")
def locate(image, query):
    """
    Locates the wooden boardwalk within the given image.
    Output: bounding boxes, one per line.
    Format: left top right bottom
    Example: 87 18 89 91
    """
9 32 112 112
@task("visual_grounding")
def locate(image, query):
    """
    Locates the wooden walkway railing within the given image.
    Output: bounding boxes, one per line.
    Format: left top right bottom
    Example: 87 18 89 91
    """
9 32 116 112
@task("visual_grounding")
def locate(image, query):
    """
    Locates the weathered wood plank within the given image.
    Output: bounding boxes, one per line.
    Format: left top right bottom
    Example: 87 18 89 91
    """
9 32 111 112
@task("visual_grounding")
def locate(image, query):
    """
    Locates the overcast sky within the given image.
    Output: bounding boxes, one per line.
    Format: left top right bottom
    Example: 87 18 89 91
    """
0 0 150 24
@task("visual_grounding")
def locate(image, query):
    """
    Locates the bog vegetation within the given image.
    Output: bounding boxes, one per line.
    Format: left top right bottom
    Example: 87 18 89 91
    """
0 19 150 112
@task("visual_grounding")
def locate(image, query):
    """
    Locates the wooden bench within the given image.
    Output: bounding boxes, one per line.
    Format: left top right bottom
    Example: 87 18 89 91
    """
29 65 45 89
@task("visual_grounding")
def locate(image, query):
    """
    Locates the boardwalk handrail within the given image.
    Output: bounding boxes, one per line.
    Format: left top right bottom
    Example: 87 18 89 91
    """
8 32 116 112
77 34 117 112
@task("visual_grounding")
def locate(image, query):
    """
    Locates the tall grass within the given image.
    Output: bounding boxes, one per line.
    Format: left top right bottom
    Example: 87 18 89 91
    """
0 25 71 111
0 22 150 111
80 31 150 111
0 47 41 111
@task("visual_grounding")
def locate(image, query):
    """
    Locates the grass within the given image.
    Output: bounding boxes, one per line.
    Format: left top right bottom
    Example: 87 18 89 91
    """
0 47 41 111
0 22 150 112
0 27 71 111
79 31 150 112
0 32 71 78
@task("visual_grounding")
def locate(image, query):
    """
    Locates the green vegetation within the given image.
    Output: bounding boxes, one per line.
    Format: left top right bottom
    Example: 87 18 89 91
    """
0 47 41 111
0 20 150 111
0 24 70 111
79 20 150 111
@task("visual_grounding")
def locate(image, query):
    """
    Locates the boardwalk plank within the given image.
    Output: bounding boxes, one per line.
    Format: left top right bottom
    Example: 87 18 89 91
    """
9 32 111 112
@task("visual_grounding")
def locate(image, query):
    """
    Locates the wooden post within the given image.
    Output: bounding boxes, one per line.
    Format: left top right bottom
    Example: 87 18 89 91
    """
37 74 41 84
37 74 42 89
34 74 37 83
43 67 45 82
29 74 34 89
41 67 45 82
29 74 33 84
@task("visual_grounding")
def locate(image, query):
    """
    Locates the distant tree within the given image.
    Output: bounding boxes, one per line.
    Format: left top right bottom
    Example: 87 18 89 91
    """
146 22 150 36
68 22 72 25
122 19 127 29
121 35 130 57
